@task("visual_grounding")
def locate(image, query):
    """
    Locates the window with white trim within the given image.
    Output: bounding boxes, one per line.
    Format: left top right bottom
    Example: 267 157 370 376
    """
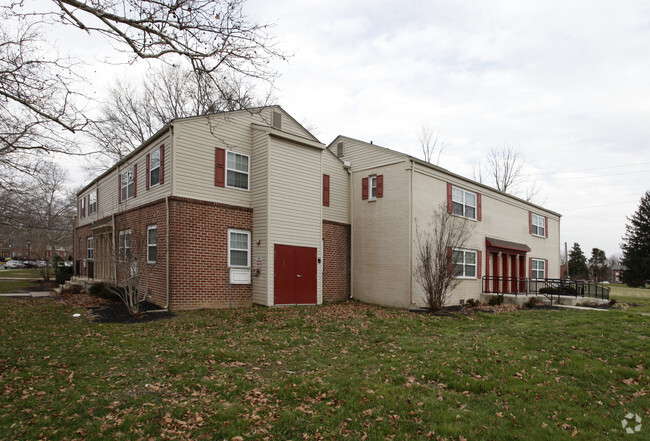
147 225 157 263
119 230 131 262
452 249 477 278
121 167 135 201
369 175 377 200
531 258 545 280
80 197 85 217
150 149 161 187
452 186 477 220
531 213 545 237
88 191 97 215
87 236 94 260
228 229 250 268
226 151 249 190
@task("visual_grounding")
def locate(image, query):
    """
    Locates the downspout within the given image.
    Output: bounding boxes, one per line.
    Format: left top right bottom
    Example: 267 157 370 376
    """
409 159 414 306
111 213 117 284
346 162 353 299
164 195 170 310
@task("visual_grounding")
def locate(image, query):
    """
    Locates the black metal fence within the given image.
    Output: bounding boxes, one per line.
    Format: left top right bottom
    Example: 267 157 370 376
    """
482 276 610 301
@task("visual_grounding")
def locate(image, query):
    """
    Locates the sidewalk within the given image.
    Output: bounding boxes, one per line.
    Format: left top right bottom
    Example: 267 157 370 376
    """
0 291 51 298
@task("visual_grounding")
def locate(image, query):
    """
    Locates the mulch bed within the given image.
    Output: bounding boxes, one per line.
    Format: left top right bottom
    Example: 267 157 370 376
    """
54 292 175 324
412 303 526 316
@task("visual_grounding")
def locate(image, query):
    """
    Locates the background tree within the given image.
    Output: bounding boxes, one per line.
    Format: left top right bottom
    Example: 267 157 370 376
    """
473 145 542 203
621 191 650 287
418 123 447 165
88 66 268 168
588 248 608 283
568 242 589 280
414 203 473 310
2 0 284 177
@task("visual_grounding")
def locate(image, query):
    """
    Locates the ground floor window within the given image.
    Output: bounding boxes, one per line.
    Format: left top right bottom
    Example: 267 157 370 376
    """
531 258 546 280
228 229 250 268
87 236 94 260
147 225 157 263
119 230 132 262
452 248 477 278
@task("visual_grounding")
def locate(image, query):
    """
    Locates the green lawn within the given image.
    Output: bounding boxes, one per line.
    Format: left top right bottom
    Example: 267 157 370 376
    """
609 284 650 313
0 268 43 278
0 298 648 440
0 280 42 294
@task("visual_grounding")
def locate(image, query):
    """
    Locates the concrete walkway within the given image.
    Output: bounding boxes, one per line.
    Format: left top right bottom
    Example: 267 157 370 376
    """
554 304 608 311
0 291 51 298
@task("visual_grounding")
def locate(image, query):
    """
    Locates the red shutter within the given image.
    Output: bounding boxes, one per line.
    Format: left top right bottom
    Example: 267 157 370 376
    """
323 174 330 207
529 211 533 234
477 193 482 221
377 174 384 198
447 182 453 213
159 145 165 184
146 153 150 190
447 247 453 276
477 250 482 278
133 164 137 197
545 216 548 238
215 147 226 187
118 173 122 204
362 177 368 200
529 257 533 278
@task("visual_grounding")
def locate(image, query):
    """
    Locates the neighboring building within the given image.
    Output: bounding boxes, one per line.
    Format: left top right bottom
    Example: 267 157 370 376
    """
329 136 561 309
74 107 350 310
610 264 625 284
74 106 561 311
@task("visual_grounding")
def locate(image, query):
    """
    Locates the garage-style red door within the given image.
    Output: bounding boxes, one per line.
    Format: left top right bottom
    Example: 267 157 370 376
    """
274 244 317 305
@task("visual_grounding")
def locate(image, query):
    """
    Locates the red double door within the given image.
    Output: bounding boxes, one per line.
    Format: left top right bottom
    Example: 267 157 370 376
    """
274 244 317 305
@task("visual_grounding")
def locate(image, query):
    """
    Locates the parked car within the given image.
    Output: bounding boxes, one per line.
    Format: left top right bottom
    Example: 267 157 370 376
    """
35 260 48 268
3 260 26 269
23 260 37 268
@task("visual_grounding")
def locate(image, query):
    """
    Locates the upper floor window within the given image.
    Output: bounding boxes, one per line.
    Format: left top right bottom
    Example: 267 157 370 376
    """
452 248 477 278
88 191 97 215
531 213 546 237
452 186 476 220
226 151 249 190
80 197 86 218
228 229 250 268
121 166 135 201
149 149 161 187
531 258 546 280
369 175 377 200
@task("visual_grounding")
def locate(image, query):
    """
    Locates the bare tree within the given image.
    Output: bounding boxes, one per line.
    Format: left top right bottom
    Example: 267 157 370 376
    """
418 124 447 165
2 0 285 175
88 66 268 167
414 203 473 310
474 145 542 203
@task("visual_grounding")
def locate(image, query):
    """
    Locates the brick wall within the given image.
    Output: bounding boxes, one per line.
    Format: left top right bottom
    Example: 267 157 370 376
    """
168 197 253 310
114 200 168 308
74 223 94 278
323 220 351 302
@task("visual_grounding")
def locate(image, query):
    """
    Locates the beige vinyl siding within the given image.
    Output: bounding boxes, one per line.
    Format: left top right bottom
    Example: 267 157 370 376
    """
322 151 349 224
250 129 271 306
77 135 172 227
263 107 318 140
330 136 405 171
268 137 323 305
410 163 561 307
351 160 412 308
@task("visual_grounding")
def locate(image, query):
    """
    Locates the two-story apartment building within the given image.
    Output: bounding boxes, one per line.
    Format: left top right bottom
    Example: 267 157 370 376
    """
74 106 560 311
75 107 351 310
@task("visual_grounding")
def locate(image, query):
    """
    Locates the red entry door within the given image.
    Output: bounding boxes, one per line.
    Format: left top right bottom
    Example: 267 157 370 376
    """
274 244 317 305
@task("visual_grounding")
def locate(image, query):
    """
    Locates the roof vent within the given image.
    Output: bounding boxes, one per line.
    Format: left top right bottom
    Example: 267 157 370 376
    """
272 111 282 129
336 142 344 157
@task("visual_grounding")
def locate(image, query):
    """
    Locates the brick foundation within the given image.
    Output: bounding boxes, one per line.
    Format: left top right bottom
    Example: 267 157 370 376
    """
322 220 351 302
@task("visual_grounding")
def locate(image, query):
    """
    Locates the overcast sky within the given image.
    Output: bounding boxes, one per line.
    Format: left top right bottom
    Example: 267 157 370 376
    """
59 0 650 258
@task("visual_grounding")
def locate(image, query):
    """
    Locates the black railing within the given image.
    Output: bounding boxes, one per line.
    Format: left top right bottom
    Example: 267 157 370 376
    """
482 276 610 302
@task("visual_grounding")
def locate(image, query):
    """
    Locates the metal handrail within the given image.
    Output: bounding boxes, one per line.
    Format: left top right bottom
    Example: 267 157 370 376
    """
482 276 610 301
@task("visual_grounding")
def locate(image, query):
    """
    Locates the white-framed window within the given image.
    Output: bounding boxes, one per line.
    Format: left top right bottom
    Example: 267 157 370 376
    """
531 213 545 237
452 248 477 278
121 167 135 201
87 236 94 260
369 175 377 200
147 225 157 263
228 229 250 268
119 230 132 262
88 191 97 215
452 186 477 220
226 151 249 190
531 258 546 280
150 149 161 187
